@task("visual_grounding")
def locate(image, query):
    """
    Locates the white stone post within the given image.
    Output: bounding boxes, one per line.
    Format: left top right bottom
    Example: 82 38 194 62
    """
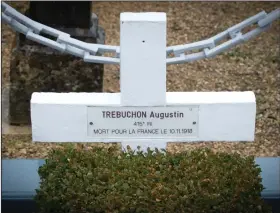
120 13 168 151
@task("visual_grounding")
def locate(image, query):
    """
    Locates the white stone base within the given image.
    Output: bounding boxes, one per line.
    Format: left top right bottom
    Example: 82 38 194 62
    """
31 92 256 143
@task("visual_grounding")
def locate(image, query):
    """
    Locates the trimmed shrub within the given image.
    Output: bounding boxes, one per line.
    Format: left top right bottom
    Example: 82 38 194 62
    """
35 146 272 213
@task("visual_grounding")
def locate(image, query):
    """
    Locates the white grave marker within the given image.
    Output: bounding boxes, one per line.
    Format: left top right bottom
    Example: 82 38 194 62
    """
4 2 278 151
30 13 256 151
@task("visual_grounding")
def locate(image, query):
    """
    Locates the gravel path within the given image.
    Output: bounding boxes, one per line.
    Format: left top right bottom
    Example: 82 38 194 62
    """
1 1 280 158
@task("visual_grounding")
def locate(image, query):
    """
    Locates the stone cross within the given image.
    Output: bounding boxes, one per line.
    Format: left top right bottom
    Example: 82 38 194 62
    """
31 13 256 151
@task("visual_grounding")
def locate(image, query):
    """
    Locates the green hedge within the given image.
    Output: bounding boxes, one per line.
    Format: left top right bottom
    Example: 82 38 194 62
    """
35 146 272 213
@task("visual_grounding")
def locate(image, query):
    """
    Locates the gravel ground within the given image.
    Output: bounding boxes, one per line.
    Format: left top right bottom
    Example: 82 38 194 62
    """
1 1 280 158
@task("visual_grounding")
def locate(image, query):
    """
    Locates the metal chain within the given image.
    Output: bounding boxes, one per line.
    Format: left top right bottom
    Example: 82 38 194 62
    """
2 2 279 65
1 2 120 64
166 8 280 64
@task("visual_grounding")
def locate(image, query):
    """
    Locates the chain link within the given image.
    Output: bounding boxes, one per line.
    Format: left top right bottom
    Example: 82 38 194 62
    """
167 9 279 64
1 2 120 64
2 2 279 65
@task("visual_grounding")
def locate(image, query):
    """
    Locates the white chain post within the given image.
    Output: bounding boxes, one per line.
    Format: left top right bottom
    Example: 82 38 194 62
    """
120 13 167 152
